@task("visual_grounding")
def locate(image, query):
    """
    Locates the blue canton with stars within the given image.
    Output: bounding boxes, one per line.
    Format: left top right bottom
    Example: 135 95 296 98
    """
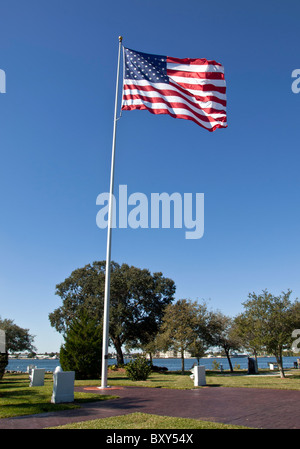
124 48 168 84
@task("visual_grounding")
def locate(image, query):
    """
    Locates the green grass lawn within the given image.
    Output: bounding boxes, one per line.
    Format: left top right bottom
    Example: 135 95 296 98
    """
1 368 300 428
99 368 300 391
0 373 117 419
49 412 249 429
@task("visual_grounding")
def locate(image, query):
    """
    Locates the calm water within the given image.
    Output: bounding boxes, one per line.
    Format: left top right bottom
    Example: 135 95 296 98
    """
149 356 300 371
5 356 300 372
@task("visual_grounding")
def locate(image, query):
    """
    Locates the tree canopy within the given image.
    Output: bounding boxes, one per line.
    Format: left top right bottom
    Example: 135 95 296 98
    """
156 299 210 373
206 311 240 372
0 317 36 379
233 289 300 377
49 261 176 364
0 317 36 353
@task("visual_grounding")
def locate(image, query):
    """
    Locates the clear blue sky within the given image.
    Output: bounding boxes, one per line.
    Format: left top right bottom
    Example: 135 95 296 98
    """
1 0 300 352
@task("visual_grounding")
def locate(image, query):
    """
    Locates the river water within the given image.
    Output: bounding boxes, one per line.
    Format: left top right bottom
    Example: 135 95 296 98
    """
5 356 300 373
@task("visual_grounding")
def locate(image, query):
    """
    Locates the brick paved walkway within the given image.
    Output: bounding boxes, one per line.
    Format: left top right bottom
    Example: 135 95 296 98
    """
0 386 299 429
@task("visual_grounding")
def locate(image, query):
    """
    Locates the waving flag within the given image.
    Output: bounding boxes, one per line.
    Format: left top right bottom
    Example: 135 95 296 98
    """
122 47 227 131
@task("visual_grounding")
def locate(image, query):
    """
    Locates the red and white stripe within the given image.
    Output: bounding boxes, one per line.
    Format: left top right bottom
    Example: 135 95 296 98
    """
122 56 227 131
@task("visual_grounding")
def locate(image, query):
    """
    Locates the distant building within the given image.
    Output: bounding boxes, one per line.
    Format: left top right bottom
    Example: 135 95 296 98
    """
152 350 192 359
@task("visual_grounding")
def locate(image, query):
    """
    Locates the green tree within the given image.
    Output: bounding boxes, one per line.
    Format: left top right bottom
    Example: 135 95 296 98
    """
236 289 300 378
188 338 208 366
206 312 241 372
232 313 261 363
49 261 175 365
0 317 36 353
60 310 102 380
126 329 160 365
157 299 203 374
0 317 36 380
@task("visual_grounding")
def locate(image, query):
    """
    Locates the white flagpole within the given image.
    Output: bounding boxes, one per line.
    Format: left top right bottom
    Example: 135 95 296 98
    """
100 36 123 389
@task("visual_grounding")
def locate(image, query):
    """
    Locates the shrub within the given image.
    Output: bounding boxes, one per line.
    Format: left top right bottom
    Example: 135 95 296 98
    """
125 356 152 381
108 364 118 371
151 365 168 372
211 360 220 370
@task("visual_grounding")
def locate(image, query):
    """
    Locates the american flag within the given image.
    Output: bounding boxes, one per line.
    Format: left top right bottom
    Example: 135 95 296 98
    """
121 47 227 132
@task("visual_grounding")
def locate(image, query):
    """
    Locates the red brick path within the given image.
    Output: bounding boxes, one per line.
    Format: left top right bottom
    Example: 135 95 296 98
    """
0 386 299 429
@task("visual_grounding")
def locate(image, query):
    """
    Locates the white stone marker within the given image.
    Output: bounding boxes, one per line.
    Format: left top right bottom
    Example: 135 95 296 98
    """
190 365 206 386
51 370 75 403
29 368 45 387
